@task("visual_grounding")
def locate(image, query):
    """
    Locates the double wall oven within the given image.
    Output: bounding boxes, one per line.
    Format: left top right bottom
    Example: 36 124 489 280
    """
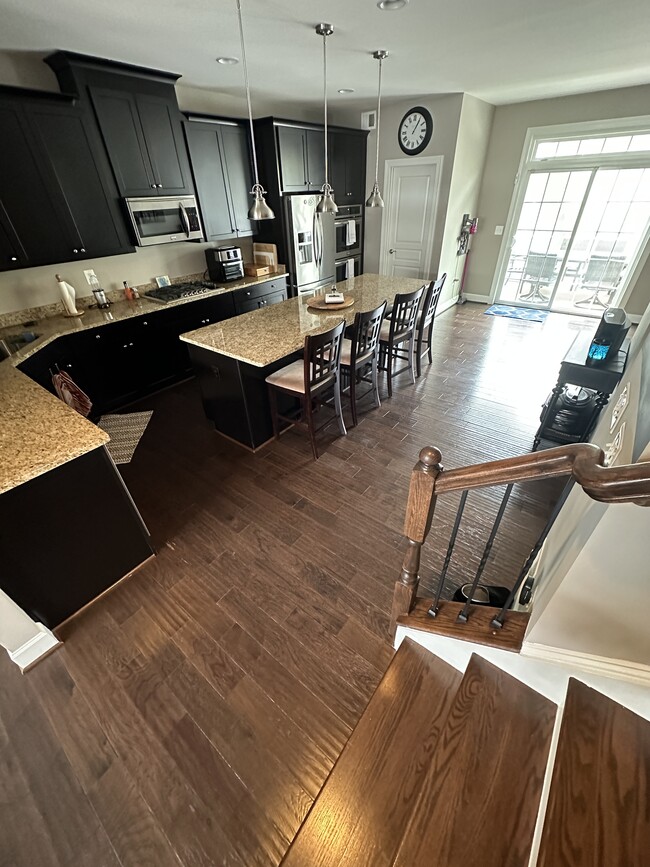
334 204 362 282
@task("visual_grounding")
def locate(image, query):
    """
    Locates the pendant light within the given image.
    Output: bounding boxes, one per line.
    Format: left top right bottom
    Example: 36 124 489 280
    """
315 23 338 215
235 0 274 220
366 50 388 208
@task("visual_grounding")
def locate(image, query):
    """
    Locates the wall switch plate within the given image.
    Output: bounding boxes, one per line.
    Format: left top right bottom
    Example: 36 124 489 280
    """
83 269 97 285
604 421 626 467
494 225 504 236
610 382 629 433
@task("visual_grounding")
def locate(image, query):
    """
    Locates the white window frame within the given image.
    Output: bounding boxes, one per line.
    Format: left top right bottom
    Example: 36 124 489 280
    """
489 115 650 310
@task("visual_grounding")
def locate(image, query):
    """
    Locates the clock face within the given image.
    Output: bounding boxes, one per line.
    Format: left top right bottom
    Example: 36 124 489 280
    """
398 107 433 155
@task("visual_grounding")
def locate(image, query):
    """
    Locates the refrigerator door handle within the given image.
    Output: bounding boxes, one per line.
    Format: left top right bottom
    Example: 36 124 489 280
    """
313 211 320 269
317 214 324 270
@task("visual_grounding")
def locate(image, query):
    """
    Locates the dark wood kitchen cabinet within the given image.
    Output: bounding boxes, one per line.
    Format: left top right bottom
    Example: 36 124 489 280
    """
184 118 254 240
329 129 367 204
232 276 288 314
0 90 133 271
276 125 325 192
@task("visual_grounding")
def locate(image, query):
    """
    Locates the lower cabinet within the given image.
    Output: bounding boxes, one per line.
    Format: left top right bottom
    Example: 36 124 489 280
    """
232 277 288 315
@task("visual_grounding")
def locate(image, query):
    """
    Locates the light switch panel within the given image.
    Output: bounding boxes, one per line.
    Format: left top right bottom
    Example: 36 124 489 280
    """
494 225 504 236
83 269 97 285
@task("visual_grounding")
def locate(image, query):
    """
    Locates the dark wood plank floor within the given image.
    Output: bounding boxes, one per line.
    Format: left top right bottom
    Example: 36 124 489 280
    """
0 304 595 866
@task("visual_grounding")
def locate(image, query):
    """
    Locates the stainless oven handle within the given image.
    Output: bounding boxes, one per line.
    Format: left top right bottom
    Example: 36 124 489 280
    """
179 202 191 237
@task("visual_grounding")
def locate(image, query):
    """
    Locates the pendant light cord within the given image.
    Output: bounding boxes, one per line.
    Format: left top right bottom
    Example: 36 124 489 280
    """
374 57 383 186
323 32 329 189
236 0 260 188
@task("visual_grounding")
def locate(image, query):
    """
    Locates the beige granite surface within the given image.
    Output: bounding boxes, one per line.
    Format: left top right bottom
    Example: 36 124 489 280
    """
0 271 287 494
1 271 288 364
180 274 426 367
0 363 110 496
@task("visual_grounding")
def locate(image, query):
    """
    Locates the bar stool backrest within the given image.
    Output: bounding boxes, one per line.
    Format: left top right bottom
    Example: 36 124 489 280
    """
421 274 447 326
305 319 346 394
352 301 388 366
390 286 425 340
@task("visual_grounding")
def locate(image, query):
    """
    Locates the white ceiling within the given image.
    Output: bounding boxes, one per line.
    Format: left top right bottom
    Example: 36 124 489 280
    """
1 0 650 110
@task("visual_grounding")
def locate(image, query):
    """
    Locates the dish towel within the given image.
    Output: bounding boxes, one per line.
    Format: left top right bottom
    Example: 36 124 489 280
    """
52 370 92 417
345 258 355 279
345 219 356 247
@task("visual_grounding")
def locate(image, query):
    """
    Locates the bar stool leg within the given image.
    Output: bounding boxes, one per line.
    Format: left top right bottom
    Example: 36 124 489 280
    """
372 353 381 409
334 373 347 436
268 385 280 440
427 319 434 363
349 365 358 427
408 334 416 385
305 396 319 460
387 341 394 397
415 331 423 378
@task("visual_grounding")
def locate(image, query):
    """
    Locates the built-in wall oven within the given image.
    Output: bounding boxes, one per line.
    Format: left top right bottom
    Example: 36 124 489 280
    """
335 256 361 282
334 204 362 258
125 195 203 246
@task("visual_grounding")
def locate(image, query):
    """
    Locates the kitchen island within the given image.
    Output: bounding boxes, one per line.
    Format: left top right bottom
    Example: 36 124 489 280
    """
180 274 426 449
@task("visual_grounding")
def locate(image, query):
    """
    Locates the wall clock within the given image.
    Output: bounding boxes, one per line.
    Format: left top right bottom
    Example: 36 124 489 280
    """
398 106 433 155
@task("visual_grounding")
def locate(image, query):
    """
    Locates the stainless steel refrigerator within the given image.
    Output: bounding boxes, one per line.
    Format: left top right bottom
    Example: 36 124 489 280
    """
284 193 335 295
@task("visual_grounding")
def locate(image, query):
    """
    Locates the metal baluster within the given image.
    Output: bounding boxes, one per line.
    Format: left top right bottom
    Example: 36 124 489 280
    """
491 479 575 629
428 490 469 618
457 483 514 623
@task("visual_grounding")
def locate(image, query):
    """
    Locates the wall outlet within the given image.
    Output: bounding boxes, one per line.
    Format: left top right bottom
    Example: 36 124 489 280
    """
604 422 626 467
83 269 97 285
494 225 504 236
610 382 629 433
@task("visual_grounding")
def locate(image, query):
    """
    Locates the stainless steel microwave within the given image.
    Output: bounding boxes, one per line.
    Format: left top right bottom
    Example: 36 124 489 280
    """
125 195 203 246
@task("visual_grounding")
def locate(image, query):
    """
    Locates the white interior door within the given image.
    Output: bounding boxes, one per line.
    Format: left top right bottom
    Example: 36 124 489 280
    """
380 157 441 278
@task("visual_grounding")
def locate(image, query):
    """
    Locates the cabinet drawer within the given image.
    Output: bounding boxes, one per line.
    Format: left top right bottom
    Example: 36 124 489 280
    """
235 277 287 304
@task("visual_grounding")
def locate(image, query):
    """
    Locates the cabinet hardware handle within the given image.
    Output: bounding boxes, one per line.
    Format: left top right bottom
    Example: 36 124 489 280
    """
157 184 163 188
151 184 156 189
10 257 17 261
73 249 78 254
80 248 86 253
143 321 148 325
96 334 101 339
130 342 134 347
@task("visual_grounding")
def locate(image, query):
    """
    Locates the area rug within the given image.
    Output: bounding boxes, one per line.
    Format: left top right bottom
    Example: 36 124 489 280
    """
484 304 549 323
98 411 153 464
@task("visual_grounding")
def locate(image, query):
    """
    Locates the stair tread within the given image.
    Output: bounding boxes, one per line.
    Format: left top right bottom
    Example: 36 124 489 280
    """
397 598 529 652
394 654 556 867
537 678 650 866
280 638 462 867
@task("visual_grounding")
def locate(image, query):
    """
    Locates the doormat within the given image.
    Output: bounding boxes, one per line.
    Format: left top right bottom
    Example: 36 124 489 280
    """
485 304 549 323
98 411 153 464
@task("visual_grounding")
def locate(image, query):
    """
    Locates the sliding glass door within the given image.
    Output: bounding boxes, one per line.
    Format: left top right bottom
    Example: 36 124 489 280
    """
494 123 650 317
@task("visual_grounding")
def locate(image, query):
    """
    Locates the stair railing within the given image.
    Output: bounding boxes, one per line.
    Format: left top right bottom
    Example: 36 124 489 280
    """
391 443 650 637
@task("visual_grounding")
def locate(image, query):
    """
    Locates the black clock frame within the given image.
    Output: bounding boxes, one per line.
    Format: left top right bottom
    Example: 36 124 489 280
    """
398 106 433 155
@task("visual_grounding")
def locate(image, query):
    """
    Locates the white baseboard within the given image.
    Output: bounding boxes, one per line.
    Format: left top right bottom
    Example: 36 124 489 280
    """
437 296 460 315
521 641 650 687
8 623 61 672
462 294 490 304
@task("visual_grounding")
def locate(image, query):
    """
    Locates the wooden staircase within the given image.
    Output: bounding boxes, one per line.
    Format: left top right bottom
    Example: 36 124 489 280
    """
281 639 650 867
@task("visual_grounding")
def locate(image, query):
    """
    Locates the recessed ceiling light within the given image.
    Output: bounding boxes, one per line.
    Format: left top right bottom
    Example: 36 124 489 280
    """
377 0 409 9
338 88 355 94
216 56 239 65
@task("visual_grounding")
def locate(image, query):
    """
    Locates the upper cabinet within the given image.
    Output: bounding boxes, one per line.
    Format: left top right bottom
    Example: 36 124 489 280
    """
329 130 367 204
46 52 194 199
276 125 325 192
184 119 253 240
0 92 133 272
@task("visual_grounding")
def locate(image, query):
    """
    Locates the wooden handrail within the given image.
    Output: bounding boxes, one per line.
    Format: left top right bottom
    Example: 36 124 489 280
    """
391 444 650 636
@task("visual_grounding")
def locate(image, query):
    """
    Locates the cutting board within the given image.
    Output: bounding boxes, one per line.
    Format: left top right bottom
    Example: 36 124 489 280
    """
307 295 355 311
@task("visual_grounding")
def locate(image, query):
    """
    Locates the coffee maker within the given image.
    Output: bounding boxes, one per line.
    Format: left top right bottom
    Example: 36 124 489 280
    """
205 245 244 283
587 308 630 364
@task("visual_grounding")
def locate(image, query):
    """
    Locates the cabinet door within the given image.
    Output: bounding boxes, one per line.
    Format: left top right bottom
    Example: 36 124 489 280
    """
0 212 24 270
136 95 192 195
28 105 133 260
344 135 366 204
0 105 73 268
220 125 254 236
277 126 307 191
305 129 325 191
90 88 156 196
184 122 235 240
329 132 347 202
260 288 288 307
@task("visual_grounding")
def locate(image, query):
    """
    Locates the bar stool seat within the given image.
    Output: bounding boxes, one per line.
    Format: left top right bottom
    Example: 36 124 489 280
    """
378 285 425 397
266 360 333 394
340 338 373 367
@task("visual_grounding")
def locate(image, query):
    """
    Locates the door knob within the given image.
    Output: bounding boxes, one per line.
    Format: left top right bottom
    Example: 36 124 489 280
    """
389 248 395 254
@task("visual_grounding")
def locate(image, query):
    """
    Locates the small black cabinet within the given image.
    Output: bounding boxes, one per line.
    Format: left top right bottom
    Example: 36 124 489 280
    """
276 126 325 192
329 130 367 204
232 276 288 315
184 119 254 240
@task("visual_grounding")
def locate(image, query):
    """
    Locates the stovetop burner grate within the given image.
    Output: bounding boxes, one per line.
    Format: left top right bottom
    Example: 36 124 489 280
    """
144 281 215 304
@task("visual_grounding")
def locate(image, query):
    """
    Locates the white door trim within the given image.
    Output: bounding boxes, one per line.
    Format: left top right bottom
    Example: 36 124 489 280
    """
379 155 443 278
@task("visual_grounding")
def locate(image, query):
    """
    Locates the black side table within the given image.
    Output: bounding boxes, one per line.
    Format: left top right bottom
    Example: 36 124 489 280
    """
533 331 629 450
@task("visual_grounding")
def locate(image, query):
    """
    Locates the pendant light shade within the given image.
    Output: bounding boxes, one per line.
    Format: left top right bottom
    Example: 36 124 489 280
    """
366 50 389 209
235 0 274 220
315 23 338 215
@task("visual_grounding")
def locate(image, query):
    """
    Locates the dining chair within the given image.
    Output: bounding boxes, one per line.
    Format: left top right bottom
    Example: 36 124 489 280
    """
415 273 446 377
340 300 387 426
378 285 425 397
265 320 346 460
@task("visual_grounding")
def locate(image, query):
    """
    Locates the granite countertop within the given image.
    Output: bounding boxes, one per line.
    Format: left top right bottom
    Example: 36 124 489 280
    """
0 270 287 494
2 271 288 365
0 363 110 495
180 274 427 367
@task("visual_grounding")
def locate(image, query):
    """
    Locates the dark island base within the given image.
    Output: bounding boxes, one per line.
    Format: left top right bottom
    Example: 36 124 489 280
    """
189 344 301 450
0 447 153 629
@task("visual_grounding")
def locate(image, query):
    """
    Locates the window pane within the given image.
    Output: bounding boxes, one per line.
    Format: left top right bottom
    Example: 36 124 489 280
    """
565 171 591 201
634 169 650 202
578 138 605 155
629 134 650 152
537 202 560 230
525 173 548 200
545 173 570 200
602 135 631 153
535 141 558 159
519 202 541 230
557 201 580 230
531 230 552 254
556 140 580 156
600 202 628 233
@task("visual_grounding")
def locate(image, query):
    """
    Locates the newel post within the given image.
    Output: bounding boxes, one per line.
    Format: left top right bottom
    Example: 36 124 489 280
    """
390 446 443 638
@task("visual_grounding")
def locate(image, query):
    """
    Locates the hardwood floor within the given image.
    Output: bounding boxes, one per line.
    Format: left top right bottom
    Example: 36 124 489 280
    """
0 303 595 866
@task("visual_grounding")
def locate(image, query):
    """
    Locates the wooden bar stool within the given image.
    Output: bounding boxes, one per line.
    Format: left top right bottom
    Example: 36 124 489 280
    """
340 300 387 426
378 285 425 397
266 320 346 460
415 273 446 377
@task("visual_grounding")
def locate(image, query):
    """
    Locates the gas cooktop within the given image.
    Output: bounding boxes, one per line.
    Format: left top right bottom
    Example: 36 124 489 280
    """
144 281 215 304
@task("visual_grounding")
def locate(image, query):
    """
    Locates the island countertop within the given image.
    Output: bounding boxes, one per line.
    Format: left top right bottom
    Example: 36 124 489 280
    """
180 274 427 367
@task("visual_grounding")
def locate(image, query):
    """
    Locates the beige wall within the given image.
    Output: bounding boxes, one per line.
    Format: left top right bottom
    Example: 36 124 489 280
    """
437 94 494 304
465 83 650 317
